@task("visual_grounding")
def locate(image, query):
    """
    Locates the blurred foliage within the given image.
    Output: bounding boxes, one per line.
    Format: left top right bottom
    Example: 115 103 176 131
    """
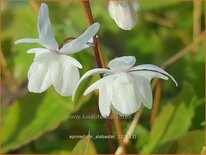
141 83 196 153
1 0 205 154
72 135 96 154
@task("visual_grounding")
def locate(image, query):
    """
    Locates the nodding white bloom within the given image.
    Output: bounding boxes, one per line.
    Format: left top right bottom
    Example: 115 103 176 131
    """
15 3 100 96
108 0 139 30
73 56 177 117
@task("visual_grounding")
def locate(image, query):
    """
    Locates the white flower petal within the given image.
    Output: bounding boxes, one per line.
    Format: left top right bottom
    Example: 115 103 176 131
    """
81 37 94 49
98 85 112 118
84 74 115 96
61 55 82 69
51 55 80 96
108 56 136 72
72 68 113 101
27 53 52 93
84 75 114 117
15 38 40 44
131 70 168 81
111 105 127 116
83 78 102 96
60 23 100 54
111 72 141 115
27 48 50 57
29 52 81 96
130 64 178 86
108 0 139 30
38 3 58 50
131 73 153 109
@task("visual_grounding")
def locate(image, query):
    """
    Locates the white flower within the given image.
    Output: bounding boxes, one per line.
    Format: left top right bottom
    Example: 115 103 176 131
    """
72 56 177 117
15 3 100 96
108 0 139 30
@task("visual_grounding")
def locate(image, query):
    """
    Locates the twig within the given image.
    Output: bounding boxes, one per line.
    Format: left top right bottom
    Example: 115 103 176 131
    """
152 31 204 89
150 31 204 124
115 31 205 154
105 118 115 153
144 13 190 45
193 0 201 53
81 0 116 153
161 31 204 69
81 0 105 68
112 112 125 154
150 81 162 126
0 47 5 68
144 13 175 28
115 106 144 154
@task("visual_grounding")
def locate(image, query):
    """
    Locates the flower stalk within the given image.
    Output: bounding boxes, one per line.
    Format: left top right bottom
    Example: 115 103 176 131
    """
81 0 105 68
150 81 162 126
112 113 125 154
81 0 115 153
115 106 144 154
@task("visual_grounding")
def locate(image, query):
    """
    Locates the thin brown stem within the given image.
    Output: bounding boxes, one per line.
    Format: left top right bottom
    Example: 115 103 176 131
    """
161 31 204 69
144 13 175 28
81 0 105 68
0 48 5 69
150 81 162 126
193 0 201 53
81 0 115 153
115 106 144 154
112 112 125 154
105 118 115 153
115 31 204 153
152 31 204 89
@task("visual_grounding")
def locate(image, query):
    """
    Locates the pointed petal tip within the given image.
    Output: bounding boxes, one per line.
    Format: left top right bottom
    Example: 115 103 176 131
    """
120 25 135 31
163 73 178 87
143 103 152 109
78 64 83 69
15 39 25 44
93 22 100 28
169 75 178 87
101 113 110 118
90 22 100 33
40 3 48 9
174 80 178 87
83 81 98 96
83 91 88 96
161 75 178 87
14 41 19 44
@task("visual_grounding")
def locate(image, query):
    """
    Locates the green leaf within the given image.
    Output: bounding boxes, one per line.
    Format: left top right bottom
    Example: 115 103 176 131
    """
167 130 205 154
2 80 94 153
2 90 71 153
141 82 195 153
72 135 96 154
134 125 150 151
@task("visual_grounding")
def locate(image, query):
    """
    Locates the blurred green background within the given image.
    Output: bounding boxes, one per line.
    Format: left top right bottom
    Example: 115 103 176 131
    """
1 0 205 154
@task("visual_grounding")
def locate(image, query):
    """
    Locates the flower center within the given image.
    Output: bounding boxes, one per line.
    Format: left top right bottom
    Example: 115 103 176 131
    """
50 49 61 55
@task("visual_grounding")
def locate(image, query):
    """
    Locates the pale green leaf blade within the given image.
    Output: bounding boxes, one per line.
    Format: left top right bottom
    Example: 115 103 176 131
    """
72 136 96 154
167 130 205 154
141 83 195 153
